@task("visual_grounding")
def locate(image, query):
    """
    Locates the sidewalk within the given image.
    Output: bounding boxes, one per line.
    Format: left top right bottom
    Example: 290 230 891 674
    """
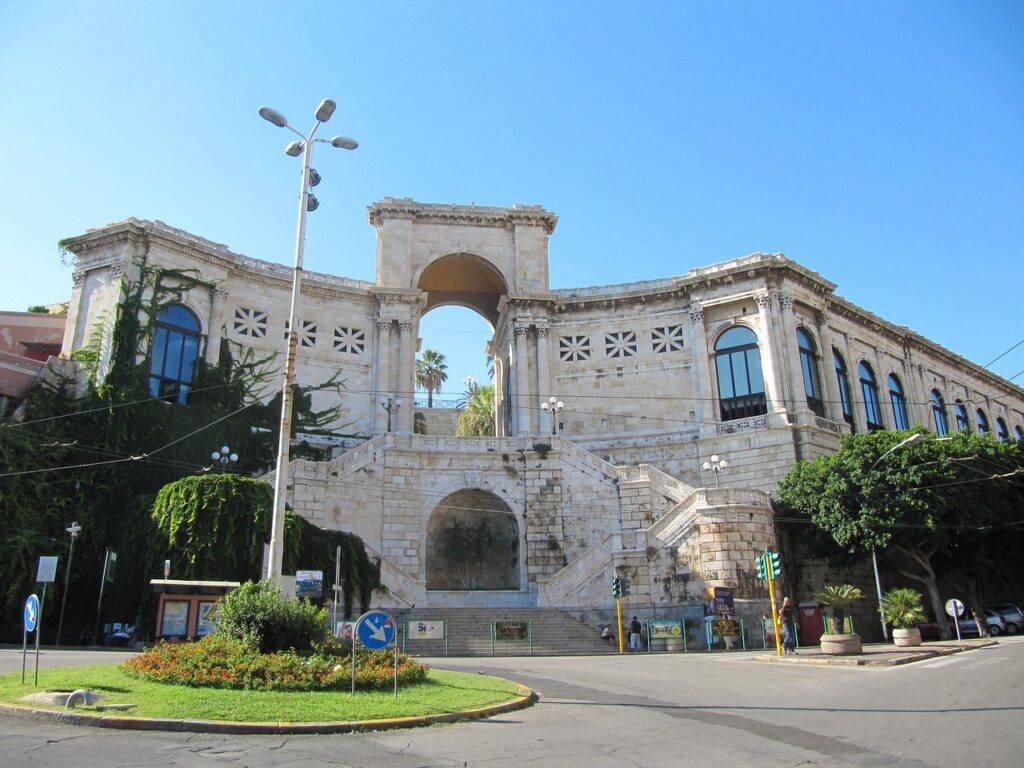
754 637 998 666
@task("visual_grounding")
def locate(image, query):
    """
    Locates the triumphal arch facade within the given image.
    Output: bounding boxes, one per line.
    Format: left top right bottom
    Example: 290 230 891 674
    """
60 199 1024 617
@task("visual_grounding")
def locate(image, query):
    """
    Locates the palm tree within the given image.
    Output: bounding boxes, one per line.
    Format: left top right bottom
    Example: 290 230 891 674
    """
456 383 495 436
814 584 864 635
415 349 448 408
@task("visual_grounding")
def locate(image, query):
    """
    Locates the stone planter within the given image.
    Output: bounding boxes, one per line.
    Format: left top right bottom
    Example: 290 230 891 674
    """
819 633 863 655
892 627 922 647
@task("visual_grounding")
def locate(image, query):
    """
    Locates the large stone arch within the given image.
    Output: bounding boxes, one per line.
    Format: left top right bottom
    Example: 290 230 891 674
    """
416 252 506 327
426 488 520 590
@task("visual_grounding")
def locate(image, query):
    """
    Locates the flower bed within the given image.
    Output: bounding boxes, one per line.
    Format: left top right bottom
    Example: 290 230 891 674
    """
122 635 427 692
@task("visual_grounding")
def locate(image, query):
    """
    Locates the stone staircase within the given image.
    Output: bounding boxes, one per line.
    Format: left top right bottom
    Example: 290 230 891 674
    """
387 607 617 656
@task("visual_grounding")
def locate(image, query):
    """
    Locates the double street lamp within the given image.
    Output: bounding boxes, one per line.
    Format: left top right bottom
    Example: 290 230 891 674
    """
702 454 728 488
380 396 402 433
541 396 564 435
260 99 358 585
56 521 81 646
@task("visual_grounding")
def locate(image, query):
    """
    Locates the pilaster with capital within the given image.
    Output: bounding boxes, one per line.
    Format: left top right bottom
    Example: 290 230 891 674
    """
398 321 416 433
372 319 392 434
205 286 229 364
840 335 868 432
778 293 808 418
755 293 787 419
535 323 551 404
514 322 532 435
815 312 844 427
688 308 714 433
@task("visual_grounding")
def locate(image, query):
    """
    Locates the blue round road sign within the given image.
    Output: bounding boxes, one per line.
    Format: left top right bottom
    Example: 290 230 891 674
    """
24 594 40 633
355 610 395 649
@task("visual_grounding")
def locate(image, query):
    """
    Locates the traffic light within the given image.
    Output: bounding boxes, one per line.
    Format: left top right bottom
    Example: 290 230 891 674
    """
611 577 622 598
621 578 631 597
755 554 767 580
769 550 782 578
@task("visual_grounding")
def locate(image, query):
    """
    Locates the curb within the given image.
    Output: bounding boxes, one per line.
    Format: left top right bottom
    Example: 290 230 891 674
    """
753 640 998 667
0 683 537 735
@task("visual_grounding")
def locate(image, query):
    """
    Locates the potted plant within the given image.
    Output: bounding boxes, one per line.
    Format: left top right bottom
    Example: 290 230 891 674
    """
880 587 926 647
814 584 864 655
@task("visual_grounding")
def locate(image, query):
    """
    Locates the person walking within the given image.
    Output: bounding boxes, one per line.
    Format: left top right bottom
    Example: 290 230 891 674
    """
779 596 797 654
629 616 642 651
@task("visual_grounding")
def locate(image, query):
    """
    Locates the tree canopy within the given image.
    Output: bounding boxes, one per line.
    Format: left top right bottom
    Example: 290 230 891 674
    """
415 349 448 407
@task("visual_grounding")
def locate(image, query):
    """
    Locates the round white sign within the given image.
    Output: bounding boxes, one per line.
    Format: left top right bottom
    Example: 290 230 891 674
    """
944 598 965 618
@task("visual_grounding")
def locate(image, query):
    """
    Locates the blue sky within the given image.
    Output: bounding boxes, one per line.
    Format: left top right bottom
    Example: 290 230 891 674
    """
2 2 1022 401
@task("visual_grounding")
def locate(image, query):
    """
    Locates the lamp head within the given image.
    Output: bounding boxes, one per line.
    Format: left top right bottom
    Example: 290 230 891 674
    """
306 194 319 212
308 167 321 187
285 140 304 157
330 136 358 150
258 106 288 128
315 98 337 122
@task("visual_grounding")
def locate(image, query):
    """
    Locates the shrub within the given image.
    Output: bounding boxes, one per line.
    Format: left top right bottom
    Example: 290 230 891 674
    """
214 580 328 653
121 634 428 691
814 584 864 635
880 587 926 629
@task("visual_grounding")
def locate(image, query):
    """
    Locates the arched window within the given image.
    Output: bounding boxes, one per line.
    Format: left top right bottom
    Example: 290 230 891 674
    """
931 390 949 436
714 326 767 421
888 373 909 430
834 350 855 431
796 328 824 416
1016 425 1024 442
996 417 1009 442
859 362 883 431
976 409 990 434
149 304 201 403
954 400 970 432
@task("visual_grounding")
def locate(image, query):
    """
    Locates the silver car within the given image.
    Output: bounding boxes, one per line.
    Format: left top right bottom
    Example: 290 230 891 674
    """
986 604 1024 634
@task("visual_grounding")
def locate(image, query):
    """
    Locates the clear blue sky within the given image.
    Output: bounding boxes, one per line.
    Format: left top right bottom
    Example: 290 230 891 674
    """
2 2 1022 401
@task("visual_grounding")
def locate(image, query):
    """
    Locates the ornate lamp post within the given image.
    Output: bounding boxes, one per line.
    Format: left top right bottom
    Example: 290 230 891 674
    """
380 396 402 432
259 99 358 585
211 445 238 473
702 454 728 488
541 396 564 435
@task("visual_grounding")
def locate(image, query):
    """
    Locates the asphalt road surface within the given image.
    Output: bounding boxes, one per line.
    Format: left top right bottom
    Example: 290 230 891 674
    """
2 640 1022 767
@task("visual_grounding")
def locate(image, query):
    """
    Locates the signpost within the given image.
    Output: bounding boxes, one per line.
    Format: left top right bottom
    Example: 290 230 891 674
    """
351 610 398 698
94 549 117 647
945 598 965 641
22 594 39 684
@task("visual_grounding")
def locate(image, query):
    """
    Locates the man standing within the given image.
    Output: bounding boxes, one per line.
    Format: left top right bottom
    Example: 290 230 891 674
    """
779 596 797 654
629 616 642 650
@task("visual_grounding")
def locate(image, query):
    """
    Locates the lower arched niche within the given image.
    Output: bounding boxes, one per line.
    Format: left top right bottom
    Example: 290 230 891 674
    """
426 489 519 590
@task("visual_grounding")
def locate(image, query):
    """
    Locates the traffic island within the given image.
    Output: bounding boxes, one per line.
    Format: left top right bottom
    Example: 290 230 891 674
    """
754 638 998 667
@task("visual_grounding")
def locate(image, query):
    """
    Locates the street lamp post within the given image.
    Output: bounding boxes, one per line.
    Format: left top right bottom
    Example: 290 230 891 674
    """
380 396 401 432
541 396 563 435
56 521 81 646
211 445 238 473
260 99 358 585
869 432 922 641
702 454 728 488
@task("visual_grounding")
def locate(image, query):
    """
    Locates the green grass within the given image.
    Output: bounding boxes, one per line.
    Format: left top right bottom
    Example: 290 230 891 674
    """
0 664 524 723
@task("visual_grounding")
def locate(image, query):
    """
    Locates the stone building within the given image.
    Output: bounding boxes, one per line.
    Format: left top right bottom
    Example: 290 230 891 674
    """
58 199 1024 624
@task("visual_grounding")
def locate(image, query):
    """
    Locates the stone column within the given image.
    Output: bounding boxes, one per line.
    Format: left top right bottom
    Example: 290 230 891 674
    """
688 308 714 433
398 321 415 433
778 293 807 418
841 336 868 432
873 349 890 429
903 346 929 428
535 323 551 402
755 293 787 420
816 311 843 426
205 287 228 364
373 319 392 434
514 322 532 435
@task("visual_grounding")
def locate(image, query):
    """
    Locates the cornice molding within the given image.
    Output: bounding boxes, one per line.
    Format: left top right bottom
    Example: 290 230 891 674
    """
367 198 559 234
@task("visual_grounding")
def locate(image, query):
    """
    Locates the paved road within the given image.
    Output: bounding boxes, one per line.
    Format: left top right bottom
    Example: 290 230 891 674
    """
2 640 1022 767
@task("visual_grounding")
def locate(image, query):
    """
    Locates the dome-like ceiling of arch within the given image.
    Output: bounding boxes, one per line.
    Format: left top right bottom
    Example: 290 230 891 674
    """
417 253 507 326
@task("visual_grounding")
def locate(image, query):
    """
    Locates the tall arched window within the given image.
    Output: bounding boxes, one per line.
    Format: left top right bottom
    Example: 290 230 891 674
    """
796 328 824 416
1016 425 1024 442
834 350 855 431
954 400 970 432
931 390 949 436
888 373 909 430
859 362 883 431
714 326 767 421
149 304 201 403
976 409 990 434
996 417 1009 442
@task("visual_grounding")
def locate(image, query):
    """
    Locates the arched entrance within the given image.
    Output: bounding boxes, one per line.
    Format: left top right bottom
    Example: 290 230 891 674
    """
416 252 507 326
426 489 519 590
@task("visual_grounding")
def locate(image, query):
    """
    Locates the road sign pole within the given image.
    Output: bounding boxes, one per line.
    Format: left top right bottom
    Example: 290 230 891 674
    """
21 623 27 685
35 583 48 685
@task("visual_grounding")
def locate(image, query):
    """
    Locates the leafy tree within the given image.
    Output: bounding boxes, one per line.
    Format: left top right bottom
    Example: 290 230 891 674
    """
456 382 495 436
777 429 1024 639
25 305 49 313
415 349 448 408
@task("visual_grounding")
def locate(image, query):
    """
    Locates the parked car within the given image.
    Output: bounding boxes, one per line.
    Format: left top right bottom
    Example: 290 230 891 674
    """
917 610 1007 640
986 604 1024 634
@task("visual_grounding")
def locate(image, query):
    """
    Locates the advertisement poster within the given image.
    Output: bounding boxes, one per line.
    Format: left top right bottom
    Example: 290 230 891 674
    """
295 570 323 600
196 601 217 637
408 620 445 640
649 619 683 639
712 618 740 637
335 621 355 640
161 601 189 636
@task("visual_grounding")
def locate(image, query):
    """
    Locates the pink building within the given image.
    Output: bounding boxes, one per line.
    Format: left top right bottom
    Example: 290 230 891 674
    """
0 310 67 409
